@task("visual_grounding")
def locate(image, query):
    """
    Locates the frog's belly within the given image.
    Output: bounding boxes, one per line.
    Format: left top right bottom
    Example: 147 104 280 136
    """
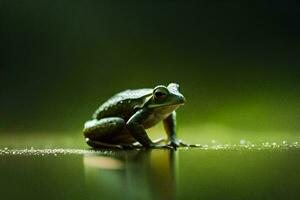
142 113 169 129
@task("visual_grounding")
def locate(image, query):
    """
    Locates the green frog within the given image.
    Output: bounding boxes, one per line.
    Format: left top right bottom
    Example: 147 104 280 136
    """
83 83 191 149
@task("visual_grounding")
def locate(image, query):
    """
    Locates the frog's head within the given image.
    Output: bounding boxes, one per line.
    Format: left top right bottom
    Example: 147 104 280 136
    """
146 83 185 112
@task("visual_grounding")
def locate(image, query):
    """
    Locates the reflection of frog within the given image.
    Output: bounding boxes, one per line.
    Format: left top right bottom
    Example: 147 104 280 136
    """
83 83 189 149
83 149 176 200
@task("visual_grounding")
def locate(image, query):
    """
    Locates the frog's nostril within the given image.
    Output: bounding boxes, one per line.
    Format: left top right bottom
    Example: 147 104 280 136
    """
182 96 186 102
182 98 186 104
178 95 185 104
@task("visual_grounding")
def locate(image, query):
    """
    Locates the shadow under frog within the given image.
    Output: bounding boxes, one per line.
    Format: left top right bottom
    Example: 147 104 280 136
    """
83 149 176 200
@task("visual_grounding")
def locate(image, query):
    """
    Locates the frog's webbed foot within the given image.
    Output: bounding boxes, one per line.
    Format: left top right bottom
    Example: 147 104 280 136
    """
168 139 202 149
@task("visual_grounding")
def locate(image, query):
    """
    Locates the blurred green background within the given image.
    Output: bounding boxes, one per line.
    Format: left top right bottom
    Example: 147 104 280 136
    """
1 3 300 200
1 0 299 135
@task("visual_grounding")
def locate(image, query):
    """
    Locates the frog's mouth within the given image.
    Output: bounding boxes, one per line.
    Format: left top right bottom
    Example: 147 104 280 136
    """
148 102 184 109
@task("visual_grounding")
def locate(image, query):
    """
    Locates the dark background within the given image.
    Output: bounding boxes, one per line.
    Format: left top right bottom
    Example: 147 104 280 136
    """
1 0 299 133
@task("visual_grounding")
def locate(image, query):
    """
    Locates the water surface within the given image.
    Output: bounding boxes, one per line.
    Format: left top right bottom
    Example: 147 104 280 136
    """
1 141 300 200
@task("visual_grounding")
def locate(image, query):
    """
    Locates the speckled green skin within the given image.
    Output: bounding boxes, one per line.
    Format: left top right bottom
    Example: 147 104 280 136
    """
93 89 153 122
83 83 186 149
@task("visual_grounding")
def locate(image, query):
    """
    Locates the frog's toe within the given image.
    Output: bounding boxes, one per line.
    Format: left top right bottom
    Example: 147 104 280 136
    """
169 140 201 148
178 140 190 147
168 140 182 147
187 143 202 148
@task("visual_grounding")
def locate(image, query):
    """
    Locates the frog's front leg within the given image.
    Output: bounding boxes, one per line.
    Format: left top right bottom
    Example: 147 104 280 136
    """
126 109 173 149
163 111 198 148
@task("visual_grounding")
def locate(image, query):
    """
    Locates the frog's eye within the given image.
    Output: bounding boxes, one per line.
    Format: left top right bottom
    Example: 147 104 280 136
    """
153 86 169 100
167 83 180 92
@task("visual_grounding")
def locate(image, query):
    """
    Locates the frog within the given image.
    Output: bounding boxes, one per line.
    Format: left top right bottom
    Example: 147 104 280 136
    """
83 83 192 149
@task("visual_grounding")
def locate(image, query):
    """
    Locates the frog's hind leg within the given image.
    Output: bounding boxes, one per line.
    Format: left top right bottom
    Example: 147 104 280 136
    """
85 138 123 149
83 117 132 149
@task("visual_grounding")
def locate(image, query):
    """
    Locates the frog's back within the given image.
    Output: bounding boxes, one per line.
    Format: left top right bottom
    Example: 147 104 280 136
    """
93 88 152 120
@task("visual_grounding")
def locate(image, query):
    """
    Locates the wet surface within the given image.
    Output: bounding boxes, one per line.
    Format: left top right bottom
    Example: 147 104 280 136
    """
1 144 300 200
